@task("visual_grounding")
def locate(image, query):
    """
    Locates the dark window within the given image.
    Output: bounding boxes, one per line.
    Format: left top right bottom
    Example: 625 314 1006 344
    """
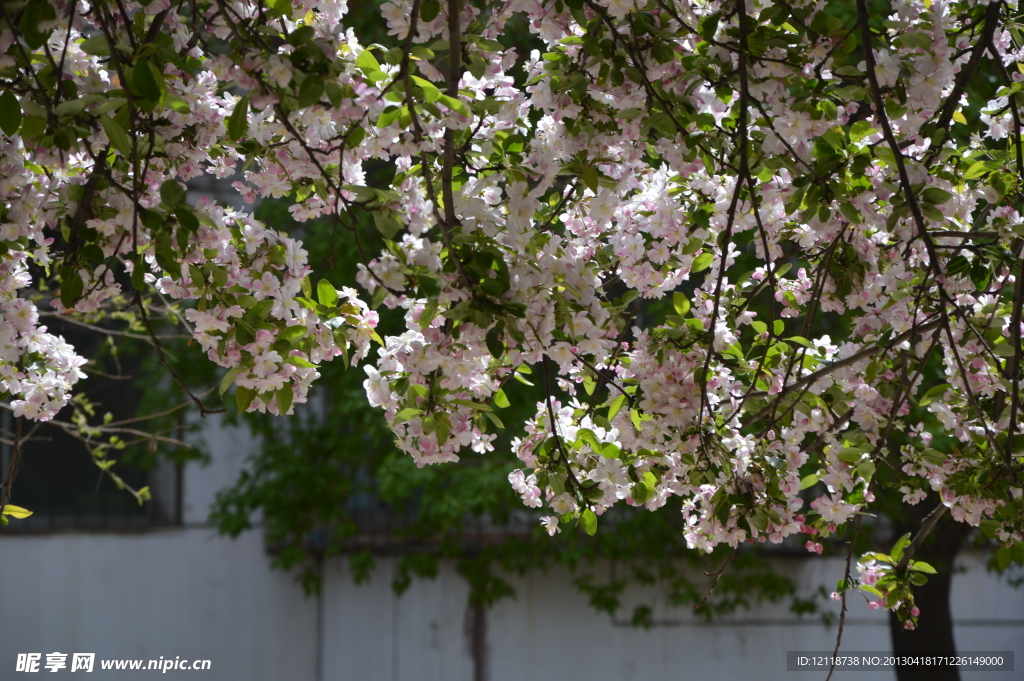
1 324 181 532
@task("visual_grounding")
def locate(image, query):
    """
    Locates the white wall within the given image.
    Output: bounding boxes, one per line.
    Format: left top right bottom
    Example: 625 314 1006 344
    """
2 535 1022 680
322 552 1023 681
1 530 317 680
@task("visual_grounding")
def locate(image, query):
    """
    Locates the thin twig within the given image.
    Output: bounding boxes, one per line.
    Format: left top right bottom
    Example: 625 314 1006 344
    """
692 546 738 610
0 417 23 520
134 290 224 417
825 516 862 681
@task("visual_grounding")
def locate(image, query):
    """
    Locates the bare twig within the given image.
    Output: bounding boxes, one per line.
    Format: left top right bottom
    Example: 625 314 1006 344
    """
826 516 862 681
692 546 738 611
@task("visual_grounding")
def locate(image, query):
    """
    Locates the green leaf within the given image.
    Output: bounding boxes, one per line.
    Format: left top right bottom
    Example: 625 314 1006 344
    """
773 320 785 336
160 179 186 208
278 325 309 343
0 90 21 137
252 299 274 319
285 356 317 368
581 165 599 193
921 187 953 205
449 399 493 412
1013 540 1024 564
838 201 862 224
54 98 89 117
468 55 487 80
439 94 470 116
837 446 865 464
376 106 403 128
607 393 627 421
920 202 945 223
228 94 249 141
95 96 125 115
276 385 294 414
910 561 937 574
356 49 382 74
393 408 422 424
164 92 190 113
577 428 601 452
134 59 166 105
513 372 534 386
858 584 883 598
580 508 598 536
79 35 110 56
485 324 504 358
992 343 1016 357
917 383 951 406
219 367 242 396
420 0 440 21
101 114 132 158
20 0 56 49
896 31 934 50
373 211 403 239
434 413 451 445
411 75 441 102
317 279 339 307
131 259 146 291
493 388 510 409
996 544 1012 570
691 252 713 272
963 161 992 180
849 120 878 143
60 268 84 309
672 291 690 316
799 473 819 490
979 519 1002 540
298 76 324 108
1 504 33 518
890 532 912 564
632 481 652 504
236 385 256 412
946 255 970 276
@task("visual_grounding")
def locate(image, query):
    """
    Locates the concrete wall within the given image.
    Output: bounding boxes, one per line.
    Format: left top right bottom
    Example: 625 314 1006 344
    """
2 418 1022 680
3 536 1021 681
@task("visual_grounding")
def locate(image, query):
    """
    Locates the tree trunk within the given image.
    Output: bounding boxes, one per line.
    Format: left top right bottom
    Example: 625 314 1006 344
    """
888 509 972 681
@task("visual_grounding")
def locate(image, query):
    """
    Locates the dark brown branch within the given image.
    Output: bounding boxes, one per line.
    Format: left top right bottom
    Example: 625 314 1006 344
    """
927 0 1002 163
895 503 948 574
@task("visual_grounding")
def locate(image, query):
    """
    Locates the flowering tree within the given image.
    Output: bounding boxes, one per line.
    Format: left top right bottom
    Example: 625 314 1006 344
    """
2 0 1024 643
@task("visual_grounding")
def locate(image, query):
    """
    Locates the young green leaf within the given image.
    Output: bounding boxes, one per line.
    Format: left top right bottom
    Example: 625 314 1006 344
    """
1 504 33 519
0 90 23 137
101 115 132 158
228 94 250 141
580 509 598 536
317 279 339 306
